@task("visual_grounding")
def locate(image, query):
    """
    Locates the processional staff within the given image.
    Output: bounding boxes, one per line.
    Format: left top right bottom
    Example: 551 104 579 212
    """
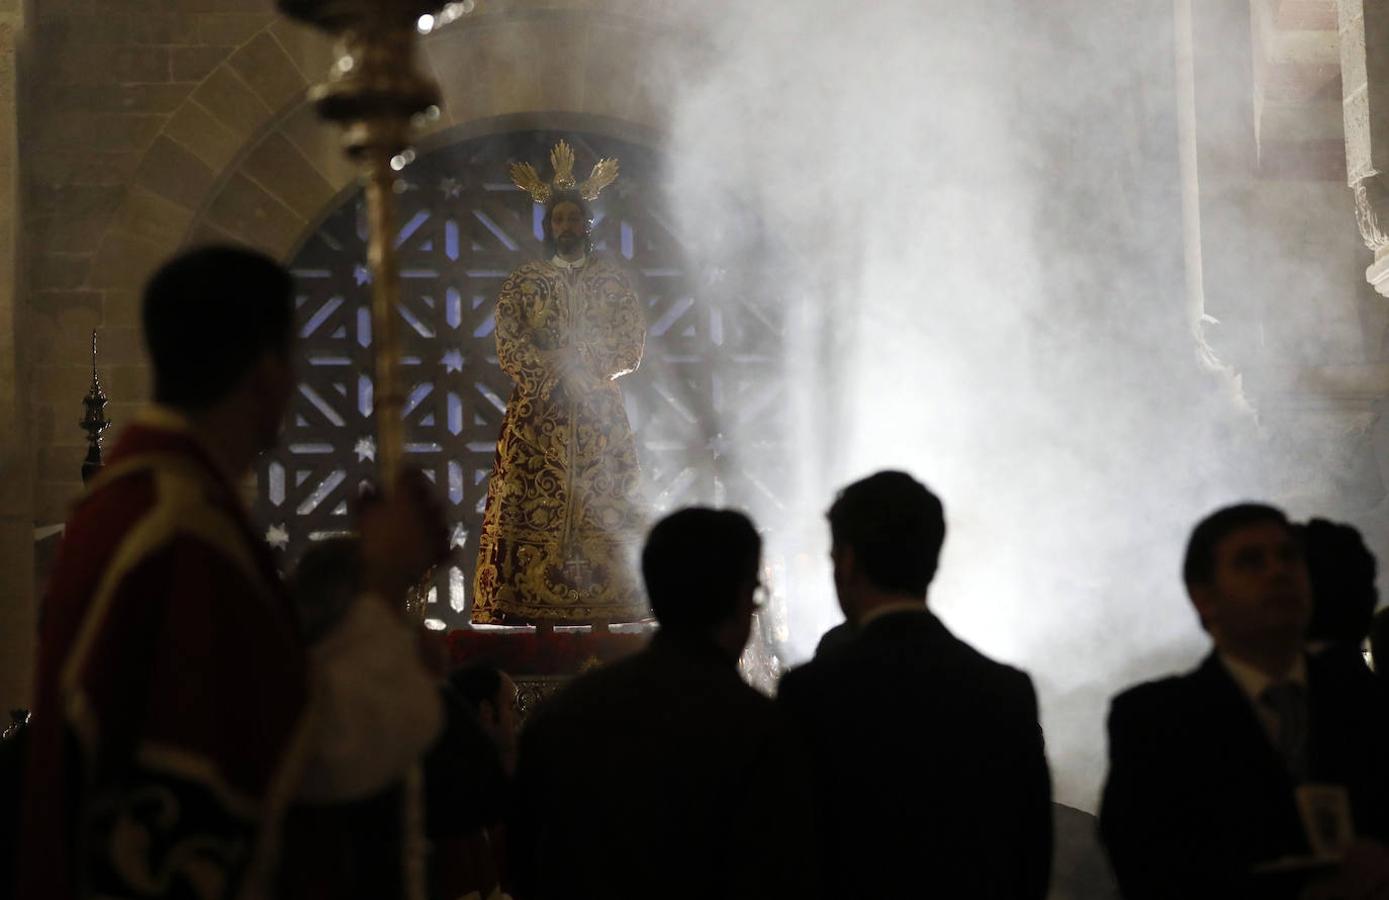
272 6 452 898
276 0 447 495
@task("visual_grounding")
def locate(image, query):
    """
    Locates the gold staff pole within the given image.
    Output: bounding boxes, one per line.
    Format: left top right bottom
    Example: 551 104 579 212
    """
276 0 444 495
275 11 447 895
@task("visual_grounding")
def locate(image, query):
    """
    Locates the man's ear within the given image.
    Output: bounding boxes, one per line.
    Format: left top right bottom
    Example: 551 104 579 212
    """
478 698 498 728
831 544 855 583
246 349 290 400
1188 582 1218 633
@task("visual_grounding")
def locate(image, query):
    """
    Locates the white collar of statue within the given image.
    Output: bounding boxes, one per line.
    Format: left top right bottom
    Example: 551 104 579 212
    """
551 254 588 271
510 139 619 206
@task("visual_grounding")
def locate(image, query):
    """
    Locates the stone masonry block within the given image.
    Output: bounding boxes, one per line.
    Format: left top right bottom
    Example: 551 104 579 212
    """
34 0 97 18
172 45 232 82
267 18 336 84
133 136 216 211
37 113 165 153
32 253 92 291
37 444 85 483
101 290 141 328
193 65 272 140
278 103 359 192
29 289 102 336
582 24 641 119
88 231 171 291
35 481 83 528
30 403 53 450
37 364 107 414
28 291 102 372
102 371 150 405
47 83 194 114
111 185 197 247
423 31 479 128
240 132 337 223
184 220 239 249
31 182 124 225
469 21 543 117
204 172 306 256
227 31 307 111
57 45 170 84
88 325 144 366
30 213 108 255
200 14 273 48
31 151 142 187
533 20 588 113
129 13 200 45
163 100 242 172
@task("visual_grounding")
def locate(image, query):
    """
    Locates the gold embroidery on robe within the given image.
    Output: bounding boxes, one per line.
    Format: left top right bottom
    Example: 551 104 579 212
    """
472 256 648 624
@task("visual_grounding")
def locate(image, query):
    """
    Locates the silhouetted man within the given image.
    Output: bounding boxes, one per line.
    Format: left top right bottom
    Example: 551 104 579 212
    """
424 664 515 900
1100 504 1389 899
777 470 1052 899
19 246 446 900
509 508 816 900
1302 518 1379 687
1373 607 1389 676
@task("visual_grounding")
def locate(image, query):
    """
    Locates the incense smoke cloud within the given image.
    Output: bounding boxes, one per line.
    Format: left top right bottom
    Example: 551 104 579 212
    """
655 0 1333 808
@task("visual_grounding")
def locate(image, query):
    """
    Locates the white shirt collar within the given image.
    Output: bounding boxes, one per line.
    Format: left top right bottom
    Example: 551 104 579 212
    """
1218 651 1307 705
857 600 927 628
551 253 588 270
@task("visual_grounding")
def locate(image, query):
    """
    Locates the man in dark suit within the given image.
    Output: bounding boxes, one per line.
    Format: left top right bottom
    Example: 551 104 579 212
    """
777 470 1052 899
1099 503 1389 900
1302 518 1380 690
508 508 817 900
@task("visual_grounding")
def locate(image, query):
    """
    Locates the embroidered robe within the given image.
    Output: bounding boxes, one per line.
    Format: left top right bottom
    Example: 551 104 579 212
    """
472 255 648 624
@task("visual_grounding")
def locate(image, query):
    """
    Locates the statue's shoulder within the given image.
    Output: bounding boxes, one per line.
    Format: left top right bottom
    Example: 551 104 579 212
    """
588 253 629 273
508 258 556 279
585 254 639 285
502 259 561 291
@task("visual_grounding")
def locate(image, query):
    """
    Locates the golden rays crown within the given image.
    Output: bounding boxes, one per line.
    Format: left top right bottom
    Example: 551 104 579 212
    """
509 140 620 205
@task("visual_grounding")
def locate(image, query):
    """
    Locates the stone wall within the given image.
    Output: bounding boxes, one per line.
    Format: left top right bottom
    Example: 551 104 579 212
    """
0 0 29 714
1 0 697 710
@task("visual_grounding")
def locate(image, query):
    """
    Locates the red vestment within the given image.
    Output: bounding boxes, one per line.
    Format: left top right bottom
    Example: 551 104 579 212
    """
19 411 312 900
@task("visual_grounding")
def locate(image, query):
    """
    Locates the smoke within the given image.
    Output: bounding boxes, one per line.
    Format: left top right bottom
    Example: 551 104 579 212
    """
652 0 1326 809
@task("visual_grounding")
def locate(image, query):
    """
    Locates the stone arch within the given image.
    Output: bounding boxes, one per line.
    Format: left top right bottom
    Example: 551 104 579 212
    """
65 4 698 457
29 2 698 525
86 4 693 303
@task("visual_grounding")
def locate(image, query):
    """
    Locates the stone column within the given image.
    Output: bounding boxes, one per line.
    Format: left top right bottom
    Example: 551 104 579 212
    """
1341 0 1389 295
0 0 31 713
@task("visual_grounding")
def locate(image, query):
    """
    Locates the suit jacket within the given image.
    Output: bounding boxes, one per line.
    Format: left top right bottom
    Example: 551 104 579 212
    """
1099 652 1389 900
777 608 1053 900
509 631 818 900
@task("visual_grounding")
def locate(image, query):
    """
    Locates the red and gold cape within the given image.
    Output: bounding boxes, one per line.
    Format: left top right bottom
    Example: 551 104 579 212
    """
19 408 313 900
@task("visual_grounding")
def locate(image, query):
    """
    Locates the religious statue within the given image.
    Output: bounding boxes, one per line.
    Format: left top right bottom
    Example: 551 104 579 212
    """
472 141 649 625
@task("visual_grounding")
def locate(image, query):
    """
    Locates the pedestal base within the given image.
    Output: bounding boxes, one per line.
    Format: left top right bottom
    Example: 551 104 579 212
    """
446 626 653 718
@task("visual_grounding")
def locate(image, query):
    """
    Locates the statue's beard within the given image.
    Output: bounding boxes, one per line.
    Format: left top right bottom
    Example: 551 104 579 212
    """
555 233 584 256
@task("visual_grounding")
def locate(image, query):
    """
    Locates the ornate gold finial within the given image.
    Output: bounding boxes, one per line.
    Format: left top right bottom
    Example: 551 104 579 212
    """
509 139 620 206
80 329 111 485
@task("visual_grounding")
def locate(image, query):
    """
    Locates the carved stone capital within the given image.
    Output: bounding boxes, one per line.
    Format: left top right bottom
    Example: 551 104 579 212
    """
1353 176 1389 255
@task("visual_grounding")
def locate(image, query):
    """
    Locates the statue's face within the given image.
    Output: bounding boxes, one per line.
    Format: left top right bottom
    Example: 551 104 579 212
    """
550 201 588 255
